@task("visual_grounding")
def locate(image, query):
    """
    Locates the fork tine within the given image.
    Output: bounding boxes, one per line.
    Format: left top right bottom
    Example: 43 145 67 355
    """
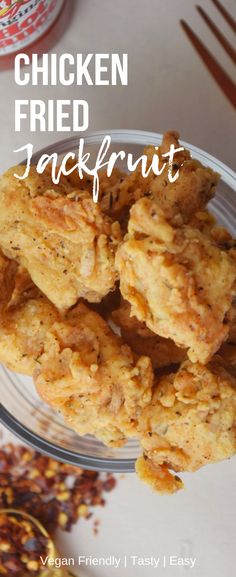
211 0 236 33
180 20 236 109
196 5 236 64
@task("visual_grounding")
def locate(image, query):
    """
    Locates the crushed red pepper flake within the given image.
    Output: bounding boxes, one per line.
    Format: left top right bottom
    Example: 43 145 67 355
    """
0 512 49 576
0 444 116 535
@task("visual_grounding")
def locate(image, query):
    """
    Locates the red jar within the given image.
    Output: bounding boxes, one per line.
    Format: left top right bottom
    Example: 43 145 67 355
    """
0 0 69 70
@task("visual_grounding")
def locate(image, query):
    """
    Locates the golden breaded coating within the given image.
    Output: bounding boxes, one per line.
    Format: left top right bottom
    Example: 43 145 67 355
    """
159 130 189 161
120 130 191 211
112 298 155 338
0 259 59 375
136 359 236 493
99 170 130 217
6 265 38 308
112 299 186 369
148 131 218 225
0 249 18 314
218 297 236 372
116 198 236 364
34 302 154 447
97 131 218 228
149 159 219 225
0 254 59 375
64 157 130 222
0 166 121 310
0 294 59 376
66 132 192 228
136 456 184 493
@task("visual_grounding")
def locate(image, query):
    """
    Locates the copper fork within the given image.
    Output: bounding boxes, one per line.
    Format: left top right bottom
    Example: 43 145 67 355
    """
180 0 236 109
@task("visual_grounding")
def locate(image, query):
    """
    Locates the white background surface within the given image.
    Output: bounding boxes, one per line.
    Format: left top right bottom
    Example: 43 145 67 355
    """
0 1 236 576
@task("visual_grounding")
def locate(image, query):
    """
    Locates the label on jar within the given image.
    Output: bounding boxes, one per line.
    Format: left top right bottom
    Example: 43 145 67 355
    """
0 0 64 55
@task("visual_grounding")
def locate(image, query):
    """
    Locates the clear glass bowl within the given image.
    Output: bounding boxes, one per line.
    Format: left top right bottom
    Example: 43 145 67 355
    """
0 129 235 472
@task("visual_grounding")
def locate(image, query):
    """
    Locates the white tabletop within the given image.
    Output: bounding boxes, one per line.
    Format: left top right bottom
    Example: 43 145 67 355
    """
0 1 236 576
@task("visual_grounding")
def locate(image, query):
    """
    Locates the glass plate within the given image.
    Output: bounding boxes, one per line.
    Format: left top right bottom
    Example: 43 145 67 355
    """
0 129 235 472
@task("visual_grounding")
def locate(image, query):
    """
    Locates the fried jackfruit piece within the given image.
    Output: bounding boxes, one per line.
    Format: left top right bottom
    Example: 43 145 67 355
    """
0 257 59 375
75 131 216 228
0 294 60 376
116 198 236 364
136 359 236 493
149 158 218 225
34 302 154 447
0 166 121 310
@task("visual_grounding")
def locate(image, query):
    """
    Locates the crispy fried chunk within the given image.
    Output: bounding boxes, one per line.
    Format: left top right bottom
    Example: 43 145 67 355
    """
136 359 236 493
116 198 236 363
0 167 121 310
34 302 153 447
